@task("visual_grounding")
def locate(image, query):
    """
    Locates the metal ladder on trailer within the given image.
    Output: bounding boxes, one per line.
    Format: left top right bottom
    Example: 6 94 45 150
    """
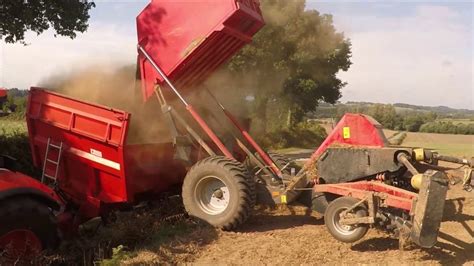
41 138 63 184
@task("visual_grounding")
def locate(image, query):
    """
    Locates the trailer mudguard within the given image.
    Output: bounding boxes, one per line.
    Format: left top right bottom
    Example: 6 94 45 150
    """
0 169 61 210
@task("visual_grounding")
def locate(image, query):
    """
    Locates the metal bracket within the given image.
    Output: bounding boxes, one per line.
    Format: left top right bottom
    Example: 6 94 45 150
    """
339 194 376 226
154 86 215 160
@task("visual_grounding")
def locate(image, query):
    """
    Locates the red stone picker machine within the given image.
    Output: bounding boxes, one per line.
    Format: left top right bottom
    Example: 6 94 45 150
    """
0 0 466 260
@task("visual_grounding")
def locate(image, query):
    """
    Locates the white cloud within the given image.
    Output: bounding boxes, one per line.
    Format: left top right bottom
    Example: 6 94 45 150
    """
0 21 137 90
1 3 472 110
331 5 473 109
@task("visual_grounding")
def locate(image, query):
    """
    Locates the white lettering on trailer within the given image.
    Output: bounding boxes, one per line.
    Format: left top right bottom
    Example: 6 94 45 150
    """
90 149 103 158
69 147 121 171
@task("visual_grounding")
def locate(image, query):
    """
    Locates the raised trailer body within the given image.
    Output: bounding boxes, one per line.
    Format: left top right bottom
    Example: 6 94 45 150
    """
137 0 265 100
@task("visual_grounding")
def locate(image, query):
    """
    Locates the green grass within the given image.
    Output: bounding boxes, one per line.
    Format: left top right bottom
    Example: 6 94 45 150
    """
0 119 27 136
277 130 474 159
0 118 38 176
402 141 474 157
402 131 474 157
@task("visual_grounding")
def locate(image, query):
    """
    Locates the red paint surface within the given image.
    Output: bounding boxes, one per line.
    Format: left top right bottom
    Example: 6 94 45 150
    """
314 181 417 211
137 0 265 101
0 170 60 202
0 230 42 259
187 105 234 158
0 88 7 98
308 113 389 165
26 88 187 220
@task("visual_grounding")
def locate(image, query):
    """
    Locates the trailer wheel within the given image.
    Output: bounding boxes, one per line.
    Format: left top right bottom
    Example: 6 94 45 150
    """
182 156 255 231
0 196 59 260
247 152 299 177
324 197 369 243
268 153 299 175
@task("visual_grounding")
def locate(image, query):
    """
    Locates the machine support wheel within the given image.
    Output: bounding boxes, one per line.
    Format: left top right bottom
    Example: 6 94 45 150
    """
311 192 337 215
324 197 369 243
182 156 255 231
0 196 59 260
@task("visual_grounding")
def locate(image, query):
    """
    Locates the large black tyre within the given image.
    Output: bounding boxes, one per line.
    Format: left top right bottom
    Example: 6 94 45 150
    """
267 152 301 177
268 153 307 203
247 152 299 177
311 192 338 215
246 152 305 205
182 156 255 231
247 152 295 204
324 197 369 243
0 197 59 259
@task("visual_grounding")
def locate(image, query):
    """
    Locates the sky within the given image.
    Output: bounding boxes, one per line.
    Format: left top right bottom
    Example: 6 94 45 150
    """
0 0 472 109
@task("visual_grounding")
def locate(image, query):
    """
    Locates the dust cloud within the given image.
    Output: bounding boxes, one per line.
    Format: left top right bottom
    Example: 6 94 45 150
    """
38 63 251 147
39 64 172 144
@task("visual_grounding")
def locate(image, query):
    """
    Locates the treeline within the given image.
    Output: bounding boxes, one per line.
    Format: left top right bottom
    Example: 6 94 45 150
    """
315 104 438 132
365 104 437 132
313 103 474 135
420 121 474 135
393 103 474 118
344 101 474 119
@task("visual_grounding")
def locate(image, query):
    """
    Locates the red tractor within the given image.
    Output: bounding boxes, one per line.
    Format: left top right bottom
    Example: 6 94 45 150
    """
0 88 7 113
0 0 465 261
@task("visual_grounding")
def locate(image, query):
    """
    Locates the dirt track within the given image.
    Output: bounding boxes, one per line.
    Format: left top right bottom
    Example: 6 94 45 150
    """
126 165 473 265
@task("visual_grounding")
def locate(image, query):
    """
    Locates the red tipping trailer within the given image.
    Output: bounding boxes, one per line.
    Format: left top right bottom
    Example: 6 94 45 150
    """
0 1 266 259
27 88 187 218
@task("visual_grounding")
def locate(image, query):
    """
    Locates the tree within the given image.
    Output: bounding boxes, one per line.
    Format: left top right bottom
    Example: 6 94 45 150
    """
0 0 95 44
403 114 425 132
225 0 351 131
367 104 400 130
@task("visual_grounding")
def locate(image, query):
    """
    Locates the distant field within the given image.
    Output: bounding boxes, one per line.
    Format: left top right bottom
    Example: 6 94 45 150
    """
402 131 474 157
382 129 398 139
394 106 428 113
436 118 474 125
2 118 473 157
0 119 27 136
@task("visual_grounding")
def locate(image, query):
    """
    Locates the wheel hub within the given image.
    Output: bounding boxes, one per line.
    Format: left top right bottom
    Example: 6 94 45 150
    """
213 189 224 199
195 176 230 215
333 209 357 235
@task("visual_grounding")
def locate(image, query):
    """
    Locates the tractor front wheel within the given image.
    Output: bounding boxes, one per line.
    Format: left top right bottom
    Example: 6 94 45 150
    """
182 156 255 231
324 197 369 243
0 196 59 261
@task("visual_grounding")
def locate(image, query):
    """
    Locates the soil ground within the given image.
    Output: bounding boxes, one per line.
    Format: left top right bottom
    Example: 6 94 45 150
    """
123 162 473 265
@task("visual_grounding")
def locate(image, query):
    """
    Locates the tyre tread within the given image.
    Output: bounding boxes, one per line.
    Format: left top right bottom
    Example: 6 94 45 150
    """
182 156 255 231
